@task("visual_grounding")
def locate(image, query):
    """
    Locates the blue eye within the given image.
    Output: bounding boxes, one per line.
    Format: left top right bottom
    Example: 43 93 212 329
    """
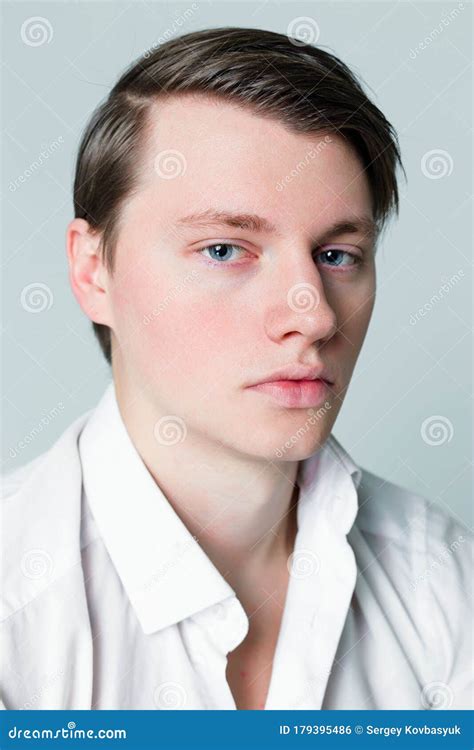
199 243 246 263
315 248 361 268
197 243 362 269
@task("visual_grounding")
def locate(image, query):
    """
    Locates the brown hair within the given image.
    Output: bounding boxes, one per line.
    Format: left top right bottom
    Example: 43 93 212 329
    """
73 26 404 365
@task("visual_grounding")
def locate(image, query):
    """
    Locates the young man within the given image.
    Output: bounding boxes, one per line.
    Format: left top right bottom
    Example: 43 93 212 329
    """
2 27 471 711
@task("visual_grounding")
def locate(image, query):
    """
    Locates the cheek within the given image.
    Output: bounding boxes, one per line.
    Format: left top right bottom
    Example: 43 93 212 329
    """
111 265 243 374
338 279 376 356
326 269 375 327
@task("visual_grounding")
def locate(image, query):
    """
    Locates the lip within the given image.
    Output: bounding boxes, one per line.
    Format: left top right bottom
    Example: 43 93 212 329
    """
248 363 334 386
247 378 331 408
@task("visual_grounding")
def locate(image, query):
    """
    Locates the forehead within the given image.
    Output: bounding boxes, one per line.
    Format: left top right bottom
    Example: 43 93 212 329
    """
126 93 373 231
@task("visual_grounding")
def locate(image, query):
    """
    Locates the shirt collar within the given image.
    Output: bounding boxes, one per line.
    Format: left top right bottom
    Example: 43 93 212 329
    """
297 428 362 536
78 381 361 635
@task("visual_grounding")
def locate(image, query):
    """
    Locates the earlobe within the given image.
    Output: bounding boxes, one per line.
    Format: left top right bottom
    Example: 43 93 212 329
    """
66 218 112 327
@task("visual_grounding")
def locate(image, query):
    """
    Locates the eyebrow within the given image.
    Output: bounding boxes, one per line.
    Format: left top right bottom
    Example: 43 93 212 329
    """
175 209 278 234
174 209 378 244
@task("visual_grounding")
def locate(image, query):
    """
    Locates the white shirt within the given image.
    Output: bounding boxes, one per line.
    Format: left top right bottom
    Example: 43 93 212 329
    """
1 382 472 710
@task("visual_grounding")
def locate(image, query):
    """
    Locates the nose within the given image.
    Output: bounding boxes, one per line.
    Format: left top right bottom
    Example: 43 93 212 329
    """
264 253 338 346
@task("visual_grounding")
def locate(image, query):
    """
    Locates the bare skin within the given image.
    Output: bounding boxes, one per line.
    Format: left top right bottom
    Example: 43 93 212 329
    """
67 93 376 708
226 492 298 709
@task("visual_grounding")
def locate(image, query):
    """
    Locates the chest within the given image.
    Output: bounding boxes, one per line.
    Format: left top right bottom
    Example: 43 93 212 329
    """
223 554 295 709
225 624 281 710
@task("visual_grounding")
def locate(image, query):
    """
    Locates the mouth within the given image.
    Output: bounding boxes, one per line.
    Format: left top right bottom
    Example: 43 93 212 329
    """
246 378 332 409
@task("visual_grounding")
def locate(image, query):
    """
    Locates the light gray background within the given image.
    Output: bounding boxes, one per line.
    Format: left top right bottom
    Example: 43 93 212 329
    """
2 1 472 528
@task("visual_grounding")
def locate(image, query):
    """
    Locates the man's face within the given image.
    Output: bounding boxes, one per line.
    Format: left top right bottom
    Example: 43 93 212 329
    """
106 94 376 461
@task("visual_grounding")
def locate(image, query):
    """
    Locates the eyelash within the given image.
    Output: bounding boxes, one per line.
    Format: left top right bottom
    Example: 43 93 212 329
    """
197 243 363 270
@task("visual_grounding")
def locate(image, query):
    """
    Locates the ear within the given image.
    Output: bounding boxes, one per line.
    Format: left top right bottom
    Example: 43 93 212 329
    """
66 218 113 328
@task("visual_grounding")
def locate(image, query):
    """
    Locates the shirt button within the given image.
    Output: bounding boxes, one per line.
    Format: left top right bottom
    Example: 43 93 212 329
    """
207 598 248 652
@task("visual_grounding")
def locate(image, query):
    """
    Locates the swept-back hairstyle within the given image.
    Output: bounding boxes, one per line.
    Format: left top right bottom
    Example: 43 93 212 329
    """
73 26 404 364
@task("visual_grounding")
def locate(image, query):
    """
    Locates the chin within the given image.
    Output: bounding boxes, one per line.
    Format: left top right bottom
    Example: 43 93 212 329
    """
272 438 327 462
246 426 329 462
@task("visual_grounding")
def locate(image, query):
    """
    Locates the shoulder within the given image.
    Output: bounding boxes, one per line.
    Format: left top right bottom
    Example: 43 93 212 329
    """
354 467 471 567
2 452 46 498
1 409 93 623
352 467 472 704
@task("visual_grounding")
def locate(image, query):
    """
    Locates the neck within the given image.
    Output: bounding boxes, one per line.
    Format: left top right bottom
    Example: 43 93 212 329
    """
114 376 301 600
